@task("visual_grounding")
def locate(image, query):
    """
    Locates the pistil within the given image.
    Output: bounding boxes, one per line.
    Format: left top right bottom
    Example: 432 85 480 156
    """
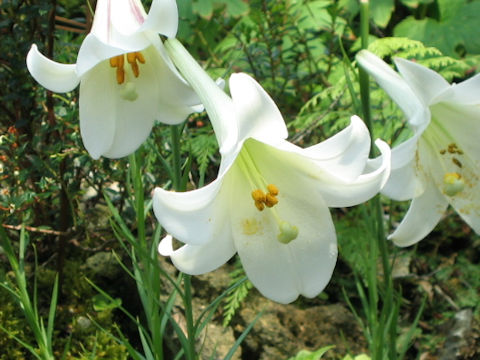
443 172 465 196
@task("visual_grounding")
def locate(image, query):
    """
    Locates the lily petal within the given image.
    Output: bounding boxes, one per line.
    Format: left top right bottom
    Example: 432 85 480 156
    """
80 58 160 159
26 45 79 93
380 129 426 200
317 139 391 207
110 0 146 35
230 73 288 143
89 0 152 52
431 102 480 159
78 62 116 159
388 177 448 247
76 34 149 77
394 58 450 106
158 234 236 275
381 161 426 201
447 73 480 105
303 116 371 181
357 50 424 124
153 175 228 246
230 158 337 304
141 0 178 38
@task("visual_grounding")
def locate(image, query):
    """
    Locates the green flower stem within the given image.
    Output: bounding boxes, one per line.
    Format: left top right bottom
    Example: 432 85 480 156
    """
170 125 183 191
358 1 396 359
359 0 372 151
165 38 213 359
169 124 197 360
129 153 146 247
164 38 231 146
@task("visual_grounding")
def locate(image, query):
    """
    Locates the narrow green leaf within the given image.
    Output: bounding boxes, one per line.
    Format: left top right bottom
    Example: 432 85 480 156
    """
224 310 264 360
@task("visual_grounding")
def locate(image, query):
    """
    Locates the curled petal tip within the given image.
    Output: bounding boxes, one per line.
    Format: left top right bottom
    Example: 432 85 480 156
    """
26 44 79 93
158 234 174 256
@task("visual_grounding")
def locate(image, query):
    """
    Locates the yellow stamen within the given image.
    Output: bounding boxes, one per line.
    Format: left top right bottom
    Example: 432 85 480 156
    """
254 201 265 211
109 55 126 84
126 52 137 64
265 193 278 208
131 62 140 77
251 185 279 210
135 51 145 63
251 189 266 202
116 67 125 84
109 52 146 84
109 56 118 67
267 184 279 196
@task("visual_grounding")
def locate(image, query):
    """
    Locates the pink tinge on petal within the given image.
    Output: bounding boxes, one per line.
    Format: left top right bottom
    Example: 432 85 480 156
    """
107 0 112 41
129 0 145 24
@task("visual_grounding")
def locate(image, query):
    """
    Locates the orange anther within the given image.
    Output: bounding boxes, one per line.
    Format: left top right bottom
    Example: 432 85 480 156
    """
265 194 278 208
267 184 279 196
131 63 140 77
136 51 145 63
116 67 125 84
127 52 137 64
254 201 265 211
251 189 266 202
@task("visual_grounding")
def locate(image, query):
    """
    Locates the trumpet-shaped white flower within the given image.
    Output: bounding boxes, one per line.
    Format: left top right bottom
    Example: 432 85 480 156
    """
26 0 200 159
357 50 480 246
153 39 391 304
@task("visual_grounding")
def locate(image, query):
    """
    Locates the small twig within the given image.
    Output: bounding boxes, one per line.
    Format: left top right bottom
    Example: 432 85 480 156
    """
2 223 67 236
434 285 460 311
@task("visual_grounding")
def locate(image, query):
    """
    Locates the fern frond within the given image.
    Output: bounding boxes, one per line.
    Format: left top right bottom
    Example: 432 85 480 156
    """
222 264 253 327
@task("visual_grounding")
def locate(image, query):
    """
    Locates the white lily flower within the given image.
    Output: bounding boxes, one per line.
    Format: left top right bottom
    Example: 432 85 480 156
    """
26 0 200 159
357 50 480 246
153 39 391 304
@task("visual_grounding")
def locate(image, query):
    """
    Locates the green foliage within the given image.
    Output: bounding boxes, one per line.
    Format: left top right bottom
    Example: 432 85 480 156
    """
394 0 480 57
186 126 219 182
286 345 334 360
0 287 29 359
222 262 253 327
342 355 371 360
370 0 394 28
2 0 480 358
367 37 471 81
192 0 249 19
214 0 353 113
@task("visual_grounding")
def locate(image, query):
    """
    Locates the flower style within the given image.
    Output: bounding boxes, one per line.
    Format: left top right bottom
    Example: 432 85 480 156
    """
153 39 391 304
357 50 480 246
26 0 200 159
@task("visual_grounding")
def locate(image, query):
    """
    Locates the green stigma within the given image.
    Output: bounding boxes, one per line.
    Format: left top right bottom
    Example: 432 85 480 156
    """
277 221 298 244
443 172 465 196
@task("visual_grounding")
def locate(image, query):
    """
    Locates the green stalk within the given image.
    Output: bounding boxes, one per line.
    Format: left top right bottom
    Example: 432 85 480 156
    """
129 153 146 247
128 150 165 359
358 1 396 359
170 125 183 191
169 119 197 359
164 38 232 149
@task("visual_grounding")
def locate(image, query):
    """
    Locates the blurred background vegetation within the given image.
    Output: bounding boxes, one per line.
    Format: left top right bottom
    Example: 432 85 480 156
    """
0 0 479 358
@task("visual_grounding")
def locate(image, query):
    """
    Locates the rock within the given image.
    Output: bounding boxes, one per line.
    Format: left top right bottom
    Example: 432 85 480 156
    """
83 251 121 279
238 295 366 359
439 308 473 360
